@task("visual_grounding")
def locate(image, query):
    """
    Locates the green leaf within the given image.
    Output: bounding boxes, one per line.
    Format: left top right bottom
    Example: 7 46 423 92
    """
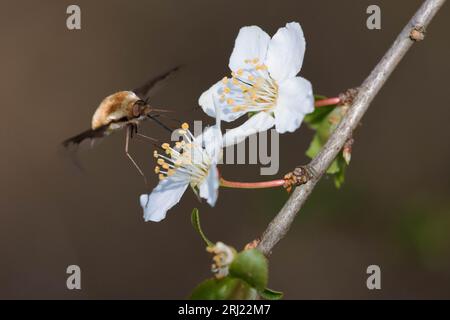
259 288 284 300
305 133 322 159
191 208 213 247
305 105 350 189
314 94 328 101
229 249 268 291
333 155 347 188
190 277 258 300
304 105 335 130
305 133 339 175
326 159 340 174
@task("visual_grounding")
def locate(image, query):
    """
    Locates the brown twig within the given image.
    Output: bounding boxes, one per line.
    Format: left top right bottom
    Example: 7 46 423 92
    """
257 0 446 256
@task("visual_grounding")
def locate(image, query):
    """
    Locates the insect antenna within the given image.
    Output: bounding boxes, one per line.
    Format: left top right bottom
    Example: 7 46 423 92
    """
147 114 175 133
153 113 182 125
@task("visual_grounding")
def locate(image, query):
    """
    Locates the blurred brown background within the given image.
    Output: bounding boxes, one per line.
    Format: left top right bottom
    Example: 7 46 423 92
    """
0 0 449 299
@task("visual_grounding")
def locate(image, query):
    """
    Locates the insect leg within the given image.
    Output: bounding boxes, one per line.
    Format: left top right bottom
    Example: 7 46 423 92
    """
125 125 147 185
136 133 158 142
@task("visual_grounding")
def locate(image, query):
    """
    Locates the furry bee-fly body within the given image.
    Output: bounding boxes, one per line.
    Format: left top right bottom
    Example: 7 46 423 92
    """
91 91 148 132
63 66 180 147
62 65 181 182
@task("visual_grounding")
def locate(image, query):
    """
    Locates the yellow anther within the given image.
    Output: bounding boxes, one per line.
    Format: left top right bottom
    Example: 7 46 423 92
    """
158 174 165 180
252 57 259 64
232 106 241 112
167 169 175 176
181 123 189 130
153 150 158 158
161 143 170 150
162 163 169 170
239 85 248 92
165 149 171 155
157 158 165 166
236 69 243 76
226 98 234 105
256 64 267 71
175 141 181 148
223 87 231 94
244 59 250 64
232 77 239 85
222 77 228 84
184 151 192 158
154 166 160 174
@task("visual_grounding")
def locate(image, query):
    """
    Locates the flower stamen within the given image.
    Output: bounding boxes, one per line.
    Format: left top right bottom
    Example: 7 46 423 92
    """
152 123 213 187
219 58 279 114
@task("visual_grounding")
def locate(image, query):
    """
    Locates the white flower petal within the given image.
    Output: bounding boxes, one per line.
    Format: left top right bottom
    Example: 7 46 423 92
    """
198 80 246 122
199 163 219 206
223 112 275 147
140 177 189 222
265 22 306 82
274 76 314 133
229 26 271 72
198 126 223 162
198 80 222 118
196 95 223 162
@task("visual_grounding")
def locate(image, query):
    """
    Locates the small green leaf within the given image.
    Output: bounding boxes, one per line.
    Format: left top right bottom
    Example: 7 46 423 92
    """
305 134 322 159
306 133 340 175
190 277 258 300
305 104 350 189
333 155 347 189
259 288 283 300
229 249 268 291
191 208 213 247
304 105 335 130
326 158 340 174
314 94 328 101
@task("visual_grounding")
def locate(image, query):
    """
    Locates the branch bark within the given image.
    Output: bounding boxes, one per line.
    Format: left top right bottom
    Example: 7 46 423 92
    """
257 0 446 256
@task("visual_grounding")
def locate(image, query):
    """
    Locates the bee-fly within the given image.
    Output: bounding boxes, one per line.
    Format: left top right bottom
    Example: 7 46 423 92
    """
62 65 181 183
